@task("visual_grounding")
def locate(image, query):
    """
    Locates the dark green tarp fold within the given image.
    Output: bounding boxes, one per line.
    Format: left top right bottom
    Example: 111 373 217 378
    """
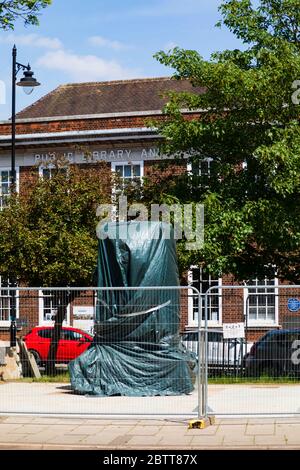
69 221 194 396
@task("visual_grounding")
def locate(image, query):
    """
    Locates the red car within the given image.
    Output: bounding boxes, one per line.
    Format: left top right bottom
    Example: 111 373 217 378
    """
23 326 93 365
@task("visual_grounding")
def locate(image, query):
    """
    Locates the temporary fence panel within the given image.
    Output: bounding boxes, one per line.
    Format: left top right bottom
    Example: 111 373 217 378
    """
204 284 300 416
0 286 204 418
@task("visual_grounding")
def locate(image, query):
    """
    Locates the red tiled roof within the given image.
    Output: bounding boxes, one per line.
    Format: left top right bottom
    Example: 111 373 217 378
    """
16 77 205 119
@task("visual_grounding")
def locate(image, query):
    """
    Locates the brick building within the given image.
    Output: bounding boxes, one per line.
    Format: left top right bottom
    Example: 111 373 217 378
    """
0 77 298 342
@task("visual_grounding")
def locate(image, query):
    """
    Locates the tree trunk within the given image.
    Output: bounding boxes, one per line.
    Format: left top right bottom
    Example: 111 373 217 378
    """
45 291 75 376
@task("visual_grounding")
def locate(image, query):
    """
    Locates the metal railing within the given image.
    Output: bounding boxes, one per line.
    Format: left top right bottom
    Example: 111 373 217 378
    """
0 286 205 418
4 283 299 416
204 284 300 416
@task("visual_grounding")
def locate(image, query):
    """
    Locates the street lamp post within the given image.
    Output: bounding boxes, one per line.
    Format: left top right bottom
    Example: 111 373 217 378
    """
10 45 40 347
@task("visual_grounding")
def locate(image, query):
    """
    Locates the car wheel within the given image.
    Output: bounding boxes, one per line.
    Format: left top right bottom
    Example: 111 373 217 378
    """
28 350 42 367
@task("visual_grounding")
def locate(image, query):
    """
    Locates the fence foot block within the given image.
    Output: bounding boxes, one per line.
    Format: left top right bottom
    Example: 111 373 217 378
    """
188 416 215 429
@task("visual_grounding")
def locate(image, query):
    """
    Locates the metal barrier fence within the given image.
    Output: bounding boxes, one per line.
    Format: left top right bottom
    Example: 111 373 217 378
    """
204 284 300 416
182 331 246 378
3 283 300 416
0 286 205 418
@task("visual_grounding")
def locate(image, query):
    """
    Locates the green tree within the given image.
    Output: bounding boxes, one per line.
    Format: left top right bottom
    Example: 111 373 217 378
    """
0 161 113 373
150 0 300 283
0 1 51 29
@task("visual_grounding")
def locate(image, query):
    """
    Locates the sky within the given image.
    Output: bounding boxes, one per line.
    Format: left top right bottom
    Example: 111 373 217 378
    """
0 0 244 120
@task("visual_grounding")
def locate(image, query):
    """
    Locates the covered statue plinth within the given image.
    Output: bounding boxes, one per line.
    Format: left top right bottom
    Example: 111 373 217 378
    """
69 221 194 396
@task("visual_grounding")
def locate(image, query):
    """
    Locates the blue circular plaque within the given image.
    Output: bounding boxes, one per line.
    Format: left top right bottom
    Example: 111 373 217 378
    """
288 298 300 312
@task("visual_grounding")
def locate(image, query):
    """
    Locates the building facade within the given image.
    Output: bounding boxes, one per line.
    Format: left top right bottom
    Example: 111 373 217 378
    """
0 77 299 342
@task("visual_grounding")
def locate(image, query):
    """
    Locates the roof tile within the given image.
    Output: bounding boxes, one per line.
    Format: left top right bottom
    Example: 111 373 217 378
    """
16 77 204 119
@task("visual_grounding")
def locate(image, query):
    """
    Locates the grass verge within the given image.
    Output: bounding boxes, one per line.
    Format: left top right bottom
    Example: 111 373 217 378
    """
208 375 300 384
8 372 70 383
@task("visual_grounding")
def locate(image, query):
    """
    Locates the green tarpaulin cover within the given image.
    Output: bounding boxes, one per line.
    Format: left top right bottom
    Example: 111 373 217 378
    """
69 222 194 396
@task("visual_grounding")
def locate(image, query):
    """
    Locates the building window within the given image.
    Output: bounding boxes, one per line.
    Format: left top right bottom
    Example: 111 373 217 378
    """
41 290 58 322
0 170 11 209
41 167 53 179
245 278 278 325
193 159 214 177
114 163 141 180
188 158 215 177
39 166 68 179
0 277 18 326
39 290 70 325
111 161 143 191
0 169 19 209
188 267 222 326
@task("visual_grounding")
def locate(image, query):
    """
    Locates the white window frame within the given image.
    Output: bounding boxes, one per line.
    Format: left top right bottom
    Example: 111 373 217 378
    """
0 277 19 328
111 161 144 211
38 165 68 179
38 291 70 326
111 161 144 181
244 278 279 327
188 266 222 327
0 167 20 210
187 158 214 177
39 165 54 178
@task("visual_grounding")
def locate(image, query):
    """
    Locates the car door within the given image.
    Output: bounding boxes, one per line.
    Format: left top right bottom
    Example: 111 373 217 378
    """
181 332 198 356
55 329 73 362
71 331 91 359
216 332 226 365
57 329 89 362
36 329 53 361
207 332 217 363
227 338 241 365
279 332 300 375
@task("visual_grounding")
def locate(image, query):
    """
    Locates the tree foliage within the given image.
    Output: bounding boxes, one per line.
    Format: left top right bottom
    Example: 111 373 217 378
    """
151 0 300 283
0 161 112 374
0 162 112 286
0 0 51 29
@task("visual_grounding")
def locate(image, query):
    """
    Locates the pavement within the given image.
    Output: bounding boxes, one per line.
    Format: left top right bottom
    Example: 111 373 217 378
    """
2 381 300 415
1 381 300 449
0 415 300 449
